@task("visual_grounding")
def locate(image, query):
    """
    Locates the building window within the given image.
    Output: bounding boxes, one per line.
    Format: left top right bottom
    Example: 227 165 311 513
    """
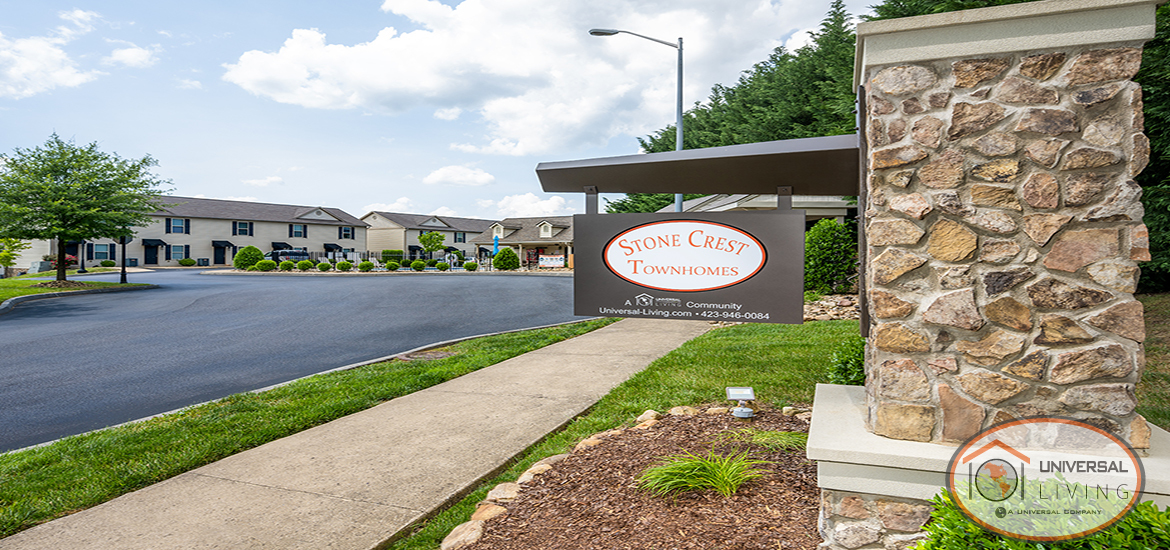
455 232 466 243
171 219 186 234
291 224 306 238
340 226 353 239
171 245 187 260
540 224 552 238
493 226 503 238
236 221 251 236
94 244 111 260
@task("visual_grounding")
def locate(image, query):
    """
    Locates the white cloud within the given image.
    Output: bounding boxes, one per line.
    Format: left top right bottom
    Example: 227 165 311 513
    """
476 199 495 209
102 42 160 68
242 175 283 187
423 165 495 186
177 78 202 89
784 27 815 51
433 107 462 120
0 10 103 99
221 0 870 156
429 206 458 216
363 197 414 213
494 193 574 218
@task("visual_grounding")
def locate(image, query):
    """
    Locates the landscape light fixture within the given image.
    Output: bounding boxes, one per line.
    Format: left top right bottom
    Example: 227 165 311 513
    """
726 387 756 419
589 27 685 212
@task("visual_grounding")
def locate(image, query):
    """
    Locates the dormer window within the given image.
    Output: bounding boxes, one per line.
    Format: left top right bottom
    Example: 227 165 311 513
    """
540 223 553 238
493 225 504 238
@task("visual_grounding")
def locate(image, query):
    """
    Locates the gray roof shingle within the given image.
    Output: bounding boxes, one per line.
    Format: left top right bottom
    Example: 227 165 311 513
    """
366 212 497 233
469 216 574 244
156 196 367 226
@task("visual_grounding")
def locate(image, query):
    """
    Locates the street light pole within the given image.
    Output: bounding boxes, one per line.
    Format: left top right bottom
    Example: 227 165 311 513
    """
590 28 685 212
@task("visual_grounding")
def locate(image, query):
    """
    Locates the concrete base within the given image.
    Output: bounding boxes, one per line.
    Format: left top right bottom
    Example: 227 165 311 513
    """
807 384 1170 507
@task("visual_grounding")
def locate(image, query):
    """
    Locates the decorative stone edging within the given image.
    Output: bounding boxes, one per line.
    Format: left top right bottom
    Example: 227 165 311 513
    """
439 404 815 550
0 284 159 317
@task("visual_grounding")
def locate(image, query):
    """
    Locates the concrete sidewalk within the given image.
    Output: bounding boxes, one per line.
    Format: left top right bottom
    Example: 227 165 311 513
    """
1 318 711 550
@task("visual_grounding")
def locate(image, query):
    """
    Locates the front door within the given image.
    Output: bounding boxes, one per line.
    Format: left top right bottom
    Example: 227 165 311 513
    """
214 247 226 265
145 246 158 265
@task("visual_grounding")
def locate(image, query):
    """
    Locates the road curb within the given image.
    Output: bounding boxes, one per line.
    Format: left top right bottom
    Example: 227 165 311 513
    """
0 284 159 318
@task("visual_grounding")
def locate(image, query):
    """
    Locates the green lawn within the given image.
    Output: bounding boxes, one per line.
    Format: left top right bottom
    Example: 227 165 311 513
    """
0 279 139 302
1138 293 1170 432
12 267 120 279
0 317 618 539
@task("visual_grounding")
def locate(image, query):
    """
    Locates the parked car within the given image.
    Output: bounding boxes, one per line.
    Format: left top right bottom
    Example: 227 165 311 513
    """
263 250 311 264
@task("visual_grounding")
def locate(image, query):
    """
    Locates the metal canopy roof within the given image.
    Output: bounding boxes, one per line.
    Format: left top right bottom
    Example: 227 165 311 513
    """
536 134 860 196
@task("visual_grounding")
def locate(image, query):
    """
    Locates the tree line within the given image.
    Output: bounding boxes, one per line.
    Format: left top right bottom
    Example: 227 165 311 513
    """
608 0 1170 292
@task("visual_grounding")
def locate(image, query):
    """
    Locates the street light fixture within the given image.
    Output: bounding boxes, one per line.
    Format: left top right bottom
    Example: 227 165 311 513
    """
590 27 685 212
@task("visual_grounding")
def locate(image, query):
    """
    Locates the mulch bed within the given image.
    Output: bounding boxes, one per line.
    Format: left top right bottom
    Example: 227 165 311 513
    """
469 408 820 550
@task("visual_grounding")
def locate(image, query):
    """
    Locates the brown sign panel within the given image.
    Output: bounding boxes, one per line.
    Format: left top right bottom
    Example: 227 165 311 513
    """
574 211 805 324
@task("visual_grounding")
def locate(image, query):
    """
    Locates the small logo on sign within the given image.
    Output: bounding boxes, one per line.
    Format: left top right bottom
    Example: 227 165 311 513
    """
634 293 654 306
603 220 766 292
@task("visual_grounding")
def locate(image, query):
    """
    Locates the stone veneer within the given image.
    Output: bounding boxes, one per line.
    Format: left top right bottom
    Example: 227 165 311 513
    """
819 489 932 550
863 45 1152 448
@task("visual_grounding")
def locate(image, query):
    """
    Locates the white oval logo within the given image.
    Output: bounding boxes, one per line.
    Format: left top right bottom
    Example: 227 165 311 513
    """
603 220 767 292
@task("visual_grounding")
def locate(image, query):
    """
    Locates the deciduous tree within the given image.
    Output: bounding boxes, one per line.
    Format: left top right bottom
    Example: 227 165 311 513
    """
0 135 170 281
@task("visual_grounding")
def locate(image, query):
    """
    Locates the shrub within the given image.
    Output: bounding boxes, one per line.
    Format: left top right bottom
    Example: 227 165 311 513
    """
178 258 197 266
381 249 404 263
316 262 331 271
917 492 1170 550
492 247 520 270
828 334 866 386
387 261 400 271
436 262 450 271
803 290 823 303
638 449 769 498
246 265 259 271
358 261 374 272
336 261 352 271
279 260 295 271
233 246 264 270
426 259 439 267
410 260 426 271
463 261 478 272
255 260 278 272
804 218 857 294
99 260 116 268
297 260 314 271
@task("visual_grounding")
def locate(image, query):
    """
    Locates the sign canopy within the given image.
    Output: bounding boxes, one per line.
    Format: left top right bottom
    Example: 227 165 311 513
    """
536 134 860 196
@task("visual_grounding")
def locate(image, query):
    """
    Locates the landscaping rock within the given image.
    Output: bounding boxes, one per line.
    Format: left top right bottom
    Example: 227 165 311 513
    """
517 463 553 484
636 410 662 422
668 406 700 416
486 483 522 503
441 520 484 550
471 504 508 521
705 407 730 415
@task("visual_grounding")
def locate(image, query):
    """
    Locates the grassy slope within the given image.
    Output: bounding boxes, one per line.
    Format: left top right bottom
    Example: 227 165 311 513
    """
0 318 618 538
1138 293 1170 431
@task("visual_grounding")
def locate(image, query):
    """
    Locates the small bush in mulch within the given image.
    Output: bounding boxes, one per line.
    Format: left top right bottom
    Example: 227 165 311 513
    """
297 260 314 271
411 260 426 272
279 261 295 271
464 261 478 272
468 409 820 550
358 261 374 272
336 261 353 272
316 262 331 272
436 262 450 272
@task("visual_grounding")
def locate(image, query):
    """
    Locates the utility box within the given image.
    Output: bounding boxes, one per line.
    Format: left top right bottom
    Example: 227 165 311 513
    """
126 258 139 267
29 261 52 274
197 258 210 267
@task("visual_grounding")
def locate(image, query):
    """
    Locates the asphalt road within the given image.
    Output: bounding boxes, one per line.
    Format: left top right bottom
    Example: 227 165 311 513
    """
0 270 586 452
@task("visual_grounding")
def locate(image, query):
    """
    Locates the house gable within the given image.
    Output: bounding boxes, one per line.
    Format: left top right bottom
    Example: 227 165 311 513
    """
297 208 341 222
420 217 450 228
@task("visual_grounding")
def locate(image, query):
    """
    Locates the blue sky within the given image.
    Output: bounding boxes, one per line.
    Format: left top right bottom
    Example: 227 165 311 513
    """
1 0 873 220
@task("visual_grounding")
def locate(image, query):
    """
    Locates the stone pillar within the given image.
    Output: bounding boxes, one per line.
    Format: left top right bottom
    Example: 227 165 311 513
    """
860 0 1159 449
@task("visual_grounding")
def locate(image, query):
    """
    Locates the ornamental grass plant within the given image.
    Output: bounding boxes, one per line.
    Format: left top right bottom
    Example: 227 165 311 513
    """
638 449 770 498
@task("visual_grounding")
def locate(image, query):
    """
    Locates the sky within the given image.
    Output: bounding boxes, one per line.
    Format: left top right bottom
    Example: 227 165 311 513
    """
1 0 874 221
